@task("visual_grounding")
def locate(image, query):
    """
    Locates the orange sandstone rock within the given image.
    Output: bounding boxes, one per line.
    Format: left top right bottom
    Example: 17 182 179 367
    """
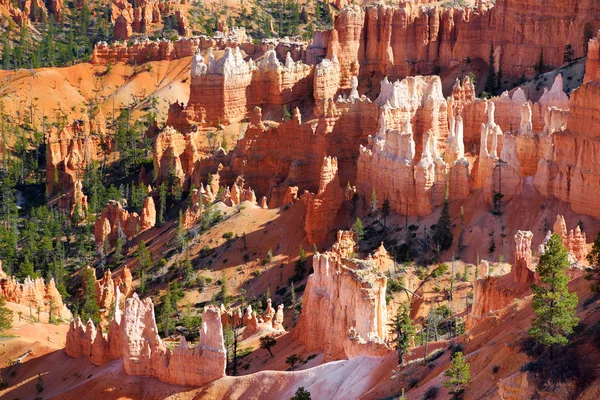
302 157 344 245
294 231 391 361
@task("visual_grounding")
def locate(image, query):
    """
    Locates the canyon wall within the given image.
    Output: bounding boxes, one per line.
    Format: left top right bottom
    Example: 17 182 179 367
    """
317 1 600 85
65 291 226 387
534 36 600 219
294 231 391 361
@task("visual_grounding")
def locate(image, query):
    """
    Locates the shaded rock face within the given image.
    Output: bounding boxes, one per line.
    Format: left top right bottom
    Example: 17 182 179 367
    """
111 0 162 40
0 261 71 319
93 198 156 249
294 231 391 361
534 42 600 220
65 292 226 387
302 157 344 245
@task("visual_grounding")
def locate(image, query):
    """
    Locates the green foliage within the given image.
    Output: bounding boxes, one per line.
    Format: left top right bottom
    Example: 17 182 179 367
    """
528 234 579 352
0 296 13 333
291 387 312 400
352 217 365 241
389 303 416 364
433 196 453 252
586 230 600 293
443 351 471 395
534 48 545 76
81 268 100 325
431 263 449 278
282 105 292 122
136 240 152 269
563 44 574 64
286 353 300 370
484 43 496 96
260 335 277 357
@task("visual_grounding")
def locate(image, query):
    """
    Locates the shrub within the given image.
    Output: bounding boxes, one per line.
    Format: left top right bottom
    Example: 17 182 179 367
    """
408 377 420 389
422 385 439 400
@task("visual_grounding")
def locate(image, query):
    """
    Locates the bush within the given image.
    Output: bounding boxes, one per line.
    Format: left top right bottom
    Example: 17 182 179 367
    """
520 337 544 357
408 377 420 389
492 365 500 374
449 342 464 356
222 232 234 240
431 264 449 278
422 385 439 400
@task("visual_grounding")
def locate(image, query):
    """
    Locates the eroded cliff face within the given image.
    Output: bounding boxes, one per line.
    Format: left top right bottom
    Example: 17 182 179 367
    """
0 261 71 319
302 157 344 245
294 231 391 361
65 291 226 387
93 198 156 249
81 266 133 323
318 1 600 84
46 117 109 195
356 75 455 216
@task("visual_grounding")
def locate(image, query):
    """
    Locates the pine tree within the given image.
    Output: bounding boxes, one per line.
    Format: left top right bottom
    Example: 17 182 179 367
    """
433 195 453 252
81 268 100 324
0 296 13 332
370 188 378 215
352 217 365 242
260 335 277 357
291 387 312 400
443 351 471 395
17 256 36 281
535 48 545 76
528 234 579 359
563 44 574 64
389 303 416 365
484 43 496 96
586 230 600 292
158 183 167 225
381 198 390 229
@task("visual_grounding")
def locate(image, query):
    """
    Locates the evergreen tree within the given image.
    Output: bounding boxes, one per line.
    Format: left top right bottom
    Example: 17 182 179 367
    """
535 48 545 76
291 387 312 400
381 198 390 229
443 351 471 396
0 296 13 332
159 287 175 336
81 268 100 324
433 195 453 252
286 354 300 370
484 43 496 96
158 183 167 225
528 234 579 359
563 44 575 64
389 303 416 365
370 188 378 215
259 335 277 357
352 217 365 242
17 256 36 281
586 230 600 292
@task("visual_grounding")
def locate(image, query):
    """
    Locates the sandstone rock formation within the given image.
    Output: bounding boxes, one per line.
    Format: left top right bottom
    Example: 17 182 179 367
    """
66 292 226 387
512 231 536 284
302 157 344 245
81 265 133 322
357 75 453 216
0 261 71 319
294 231 390 361
46 118 109 195
94 198 156 249
552 215 588 263
313 1 600 85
